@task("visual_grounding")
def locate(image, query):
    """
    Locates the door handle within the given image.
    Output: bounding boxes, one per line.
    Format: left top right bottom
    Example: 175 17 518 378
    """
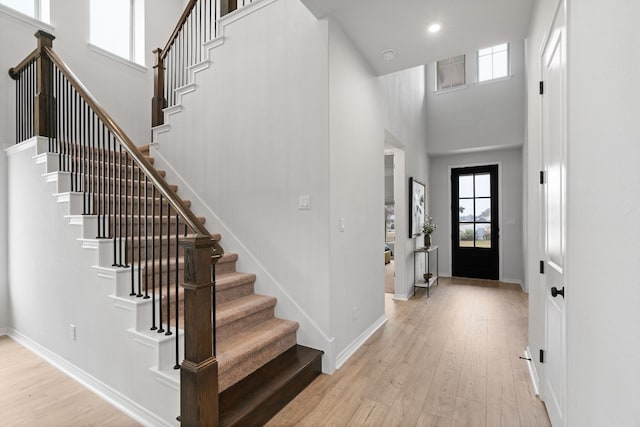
551 286 565 298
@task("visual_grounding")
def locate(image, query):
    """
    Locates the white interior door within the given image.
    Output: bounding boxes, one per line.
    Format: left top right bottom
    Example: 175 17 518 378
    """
540 1 567 425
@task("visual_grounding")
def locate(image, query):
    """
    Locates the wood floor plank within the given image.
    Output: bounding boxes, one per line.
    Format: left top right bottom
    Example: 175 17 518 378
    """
268 277 551 427
0 336 139 426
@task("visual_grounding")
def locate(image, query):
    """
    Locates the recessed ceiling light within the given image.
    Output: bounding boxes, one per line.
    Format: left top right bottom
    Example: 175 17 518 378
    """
382 49 395 61
428 23 442 33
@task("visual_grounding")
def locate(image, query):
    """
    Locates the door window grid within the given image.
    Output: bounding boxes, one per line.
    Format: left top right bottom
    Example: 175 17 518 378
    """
458 173 492 248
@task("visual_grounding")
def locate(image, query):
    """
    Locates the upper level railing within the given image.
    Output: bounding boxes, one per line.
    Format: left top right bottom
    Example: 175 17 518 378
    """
152 0 254 127
10 31 222 426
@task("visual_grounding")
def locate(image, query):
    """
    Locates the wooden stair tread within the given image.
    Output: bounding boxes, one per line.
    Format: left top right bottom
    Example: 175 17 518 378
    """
216 318 298 369
218 345 323 427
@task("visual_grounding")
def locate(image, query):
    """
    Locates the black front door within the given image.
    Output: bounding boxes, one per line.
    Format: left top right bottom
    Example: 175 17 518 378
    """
451 165 499 279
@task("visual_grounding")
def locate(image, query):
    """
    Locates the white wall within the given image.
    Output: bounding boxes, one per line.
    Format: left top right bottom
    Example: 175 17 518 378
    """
152 0 336 367
328 20 385 363
379 66 429 299
425 40 526 155
526 0 640 424
0 146 8 330
565 1 640 424
429 147 524 284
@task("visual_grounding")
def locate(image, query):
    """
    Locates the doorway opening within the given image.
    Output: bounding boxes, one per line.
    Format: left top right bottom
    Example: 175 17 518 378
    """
384 153 395 294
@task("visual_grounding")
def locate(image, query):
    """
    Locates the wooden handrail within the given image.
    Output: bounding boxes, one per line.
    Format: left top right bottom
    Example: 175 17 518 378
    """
160 0 198 61
8 48 38 79
42 44 223 260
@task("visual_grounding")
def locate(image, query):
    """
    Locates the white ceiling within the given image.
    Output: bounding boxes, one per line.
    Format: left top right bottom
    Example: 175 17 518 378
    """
301 0 534 76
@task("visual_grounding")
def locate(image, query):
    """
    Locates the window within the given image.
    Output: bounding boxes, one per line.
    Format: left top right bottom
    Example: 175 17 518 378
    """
436 54 465 90
477 43 509 82
458 173 492 248
90 0 144 64
0 0 49 22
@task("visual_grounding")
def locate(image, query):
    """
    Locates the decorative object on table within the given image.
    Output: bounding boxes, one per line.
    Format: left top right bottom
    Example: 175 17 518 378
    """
422 215 437 248
409 177 426 238
423 272 432 281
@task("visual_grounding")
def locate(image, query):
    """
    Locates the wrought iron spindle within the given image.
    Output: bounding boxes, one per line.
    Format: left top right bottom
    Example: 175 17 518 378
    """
151 185 157 331
174 213 180 369
158 194 165 333
136 166 143 297
144 175 150 299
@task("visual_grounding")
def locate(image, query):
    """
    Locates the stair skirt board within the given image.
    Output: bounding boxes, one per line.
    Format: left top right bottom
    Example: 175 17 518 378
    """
7 136 321 424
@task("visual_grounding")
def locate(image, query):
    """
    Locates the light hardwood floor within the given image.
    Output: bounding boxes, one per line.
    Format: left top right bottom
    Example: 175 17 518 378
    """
0 277 549 426
0 335 139 426
268 277 551 427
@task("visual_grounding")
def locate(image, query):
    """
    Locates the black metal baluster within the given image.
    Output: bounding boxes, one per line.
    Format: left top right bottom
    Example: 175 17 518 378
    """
166 202 172 337
137 167 143 297
118 144 124 266
81 98 87 214
125 153 131 271
91 111 96 215
14 68 18 143
158 194 165 333
144 176 150 299
174 213 180 369
151 185 157 330
70 84 76 190
56 69 62 169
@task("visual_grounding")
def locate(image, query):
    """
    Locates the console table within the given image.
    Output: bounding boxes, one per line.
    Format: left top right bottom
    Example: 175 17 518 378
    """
413 246 439 297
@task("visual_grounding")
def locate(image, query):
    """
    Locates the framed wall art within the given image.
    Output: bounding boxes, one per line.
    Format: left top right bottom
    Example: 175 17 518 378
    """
409 177 425 238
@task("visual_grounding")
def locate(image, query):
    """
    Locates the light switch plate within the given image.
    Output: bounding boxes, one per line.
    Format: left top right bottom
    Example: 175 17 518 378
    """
298 195 311 210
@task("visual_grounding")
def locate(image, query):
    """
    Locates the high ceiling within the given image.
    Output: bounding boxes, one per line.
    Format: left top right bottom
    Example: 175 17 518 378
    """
301 0 535 76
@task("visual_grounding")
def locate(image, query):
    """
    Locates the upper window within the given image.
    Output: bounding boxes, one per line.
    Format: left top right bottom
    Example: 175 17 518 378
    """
477 43 509 82
90 0 144 65
0 0 49 22
436 55 465 91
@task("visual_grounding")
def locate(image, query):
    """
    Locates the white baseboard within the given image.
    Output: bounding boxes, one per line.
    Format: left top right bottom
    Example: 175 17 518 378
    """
6 329 170 427
335 315 388 370
524 346 540 395
392 292 411 301
0 326 7 336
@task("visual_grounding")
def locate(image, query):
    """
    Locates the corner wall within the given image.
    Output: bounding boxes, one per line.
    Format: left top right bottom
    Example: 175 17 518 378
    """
328 20 385 364
565 1 640 424
429 147 524 284
0 148 8 330
379 66 429 299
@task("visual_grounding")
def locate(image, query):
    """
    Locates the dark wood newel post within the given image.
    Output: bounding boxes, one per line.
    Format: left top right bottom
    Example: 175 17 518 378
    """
152 48 166 127
180 235 219 427
35 30 55 137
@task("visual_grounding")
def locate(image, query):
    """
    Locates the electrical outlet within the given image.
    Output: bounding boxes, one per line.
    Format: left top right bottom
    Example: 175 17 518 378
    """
352 306 358 321
69 324 76 341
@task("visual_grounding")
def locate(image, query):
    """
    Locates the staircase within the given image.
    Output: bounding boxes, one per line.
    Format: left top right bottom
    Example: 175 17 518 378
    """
8 28 323 426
